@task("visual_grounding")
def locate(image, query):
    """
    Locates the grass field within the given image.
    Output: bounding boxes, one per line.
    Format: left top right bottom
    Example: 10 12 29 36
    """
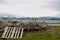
0 26 60 40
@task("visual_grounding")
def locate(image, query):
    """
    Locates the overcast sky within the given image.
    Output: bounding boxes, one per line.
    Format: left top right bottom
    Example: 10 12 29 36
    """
0 0 60 17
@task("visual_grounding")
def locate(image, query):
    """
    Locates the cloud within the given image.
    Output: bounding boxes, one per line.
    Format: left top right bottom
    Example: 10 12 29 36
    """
0 0 30 5
40 0 60 11
0 0 60 17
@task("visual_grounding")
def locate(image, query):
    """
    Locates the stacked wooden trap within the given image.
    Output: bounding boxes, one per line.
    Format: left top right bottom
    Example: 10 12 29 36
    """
2 27 24 38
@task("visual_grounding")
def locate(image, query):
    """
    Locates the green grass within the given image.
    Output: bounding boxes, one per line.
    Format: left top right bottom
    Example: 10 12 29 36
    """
0 26 60 40
22 32 54 40
47 22 60 24
22 31 60 40
0 33 2 40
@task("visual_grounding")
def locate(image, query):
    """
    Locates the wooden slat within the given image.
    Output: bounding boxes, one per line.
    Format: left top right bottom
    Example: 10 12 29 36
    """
5 27 11 38
11 28 16 38
17 28 21 38
14 28 18 38
2 27 8 38
20 28 24 38
8 28 13 38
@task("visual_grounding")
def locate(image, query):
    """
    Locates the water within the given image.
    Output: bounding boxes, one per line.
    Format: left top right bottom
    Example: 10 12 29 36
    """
45 20 60 23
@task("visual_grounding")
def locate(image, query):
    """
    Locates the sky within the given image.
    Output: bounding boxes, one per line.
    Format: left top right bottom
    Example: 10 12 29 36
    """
0 0 60 17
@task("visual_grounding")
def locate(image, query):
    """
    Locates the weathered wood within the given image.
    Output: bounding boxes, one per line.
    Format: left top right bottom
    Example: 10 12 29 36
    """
2 27 8 38
2 27 24 38
11 28 16 38
8 28 13 38
17 28 21 38
20 28 24 38
5 27 10 38
14 28 18 38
